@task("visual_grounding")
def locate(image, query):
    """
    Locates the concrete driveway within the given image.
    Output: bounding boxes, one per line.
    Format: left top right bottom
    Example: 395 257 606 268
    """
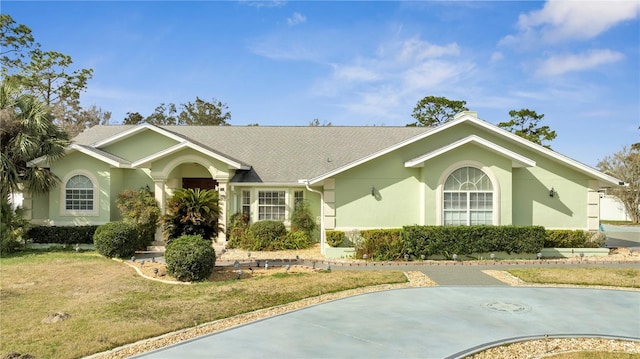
602 224 640 250
132 286 640 359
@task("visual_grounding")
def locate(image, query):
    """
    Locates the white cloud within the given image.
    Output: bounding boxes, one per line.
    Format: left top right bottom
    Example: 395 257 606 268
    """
489 51 504 64
242 1 287 9
287 12 306 26
402 60 474 91
396 37 460 62
332 64 380 82
535 49 625 76
514 0 640 43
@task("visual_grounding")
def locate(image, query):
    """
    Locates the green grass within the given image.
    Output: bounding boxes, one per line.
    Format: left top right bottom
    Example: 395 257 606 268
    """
507 267 640 288
0 251 407 358
600 220 640 226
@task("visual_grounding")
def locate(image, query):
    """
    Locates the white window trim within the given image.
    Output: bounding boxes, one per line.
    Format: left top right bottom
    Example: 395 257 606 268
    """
256 189 288 222
436 161 500 226
60 170 99 217
238 188 301 225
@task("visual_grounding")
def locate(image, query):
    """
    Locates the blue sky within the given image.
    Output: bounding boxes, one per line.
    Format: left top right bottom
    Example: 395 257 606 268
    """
4 1 639 167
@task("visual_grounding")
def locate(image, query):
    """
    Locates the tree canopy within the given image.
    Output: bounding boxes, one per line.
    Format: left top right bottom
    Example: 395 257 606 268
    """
408 96 468 127
597 145 640 223
0 79 70 199
1 14 110 137
497 109 557 148
309 118 332 126
123 97 231 126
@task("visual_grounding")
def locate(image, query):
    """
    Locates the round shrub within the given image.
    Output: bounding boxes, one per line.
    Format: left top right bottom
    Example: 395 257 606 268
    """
93 221 138 258
165 235 216 282
326 230 346 247
247 221 287 250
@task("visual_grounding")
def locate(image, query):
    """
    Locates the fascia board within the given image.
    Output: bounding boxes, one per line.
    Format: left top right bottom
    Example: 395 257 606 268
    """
463 116 624 186
229 182 305 187
132 142 249 170
71 145 131 168
27 145 130 168
92 123 185 148
404 135 536 168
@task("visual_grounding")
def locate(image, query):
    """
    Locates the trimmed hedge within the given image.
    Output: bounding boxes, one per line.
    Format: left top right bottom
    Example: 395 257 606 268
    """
355 229 404 261
26 225 99 244
545 230 604 248
231 221 313 251
402 225 545 259
165 235 216 282
326 230 346 247
93 222 138 258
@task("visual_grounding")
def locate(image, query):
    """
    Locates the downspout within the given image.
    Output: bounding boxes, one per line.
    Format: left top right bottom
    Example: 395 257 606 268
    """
303 180 325 255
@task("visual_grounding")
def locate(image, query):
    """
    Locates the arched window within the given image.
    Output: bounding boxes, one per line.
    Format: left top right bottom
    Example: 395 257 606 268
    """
65 174 94 211
443 167 493 225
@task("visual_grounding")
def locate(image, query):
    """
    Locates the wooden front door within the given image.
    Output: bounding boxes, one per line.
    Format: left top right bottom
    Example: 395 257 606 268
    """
182 178 218 190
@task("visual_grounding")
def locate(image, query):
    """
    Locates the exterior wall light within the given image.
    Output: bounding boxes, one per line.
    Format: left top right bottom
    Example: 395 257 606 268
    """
549 187 555 197
371 186 375 196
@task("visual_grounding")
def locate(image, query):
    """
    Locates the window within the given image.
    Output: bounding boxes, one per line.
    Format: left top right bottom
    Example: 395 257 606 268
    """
294 190 304 210
443 167 493 225
241 190 251 220
258 191 286 221
65 174 94 211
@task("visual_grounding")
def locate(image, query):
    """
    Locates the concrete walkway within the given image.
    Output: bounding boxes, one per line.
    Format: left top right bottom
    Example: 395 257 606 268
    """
132 286 640 359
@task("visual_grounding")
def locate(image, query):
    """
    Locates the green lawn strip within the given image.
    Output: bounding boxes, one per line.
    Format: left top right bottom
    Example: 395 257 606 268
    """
0 251 406 358
506 267 640 288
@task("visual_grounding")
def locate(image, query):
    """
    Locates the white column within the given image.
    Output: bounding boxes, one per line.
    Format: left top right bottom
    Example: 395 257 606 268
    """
217 180 229 243
153 180 167 245
154 180 166 214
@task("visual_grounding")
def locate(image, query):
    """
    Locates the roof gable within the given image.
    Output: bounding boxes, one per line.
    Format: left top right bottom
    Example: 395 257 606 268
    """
305 112 622 187
404 135 536 168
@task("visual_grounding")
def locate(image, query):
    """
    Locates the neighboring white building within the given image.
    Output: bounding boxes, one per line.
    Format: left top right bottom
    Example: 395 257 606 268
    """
600 194 631 221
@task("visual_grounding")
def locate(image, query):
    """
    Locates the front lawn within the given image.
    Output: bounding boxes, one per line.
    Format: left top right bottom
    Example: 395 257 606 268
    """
0 251 406 358
507 267 640 288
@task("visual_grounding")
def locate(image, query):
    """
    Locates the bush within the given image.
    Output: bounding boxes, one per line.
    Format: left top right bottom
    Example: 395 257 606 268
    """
162 188 220 243
231 221 310 251
355 229 404 261
26 225 98 244
402 225 545 259
545 230 604 248
225 212 250 249
283 231 312 249
291 200 316 235
245 220 288 251
326 230 346 247
93 221 138 258
116 188 160 249
165 235 215 282
1 198 27 255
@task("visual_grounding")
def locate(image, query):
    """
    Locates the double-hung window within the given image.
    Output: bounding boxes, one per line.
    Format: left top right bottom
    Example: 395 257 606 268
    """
241 190 251 220
443 167 493 225
258 190 286 221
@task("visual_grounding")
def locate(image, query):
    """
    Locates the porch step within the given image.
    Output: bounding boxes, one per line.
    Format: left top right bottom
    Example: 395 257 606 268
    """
146 246 166 252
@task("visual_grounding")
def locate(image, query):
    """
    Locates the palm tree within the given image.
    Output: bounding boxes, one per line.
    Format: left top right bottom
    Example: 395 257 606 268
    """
161 188 221 242
0 79 69 200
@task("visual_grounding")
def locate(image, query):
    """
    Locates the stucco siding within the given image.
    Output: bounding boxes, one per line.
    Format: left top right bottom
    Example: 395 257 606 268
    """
334 150 421 229
512 159 590 229
48 151 111 225
101 129 180 162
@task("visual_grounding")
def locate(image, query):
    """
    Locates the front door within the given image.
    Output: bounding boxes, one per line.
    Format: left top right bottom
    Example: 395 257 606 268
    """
182 178 218 190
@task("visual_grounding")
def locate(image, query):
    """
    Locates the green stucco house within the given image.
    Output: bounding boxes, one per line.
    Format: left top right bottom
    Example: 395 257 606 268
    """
26 111 621 252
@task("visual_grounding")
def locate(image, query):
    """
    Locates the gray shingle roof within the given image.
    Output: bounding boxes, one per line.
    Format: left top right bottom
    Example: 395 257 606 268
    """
72 125 431 183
